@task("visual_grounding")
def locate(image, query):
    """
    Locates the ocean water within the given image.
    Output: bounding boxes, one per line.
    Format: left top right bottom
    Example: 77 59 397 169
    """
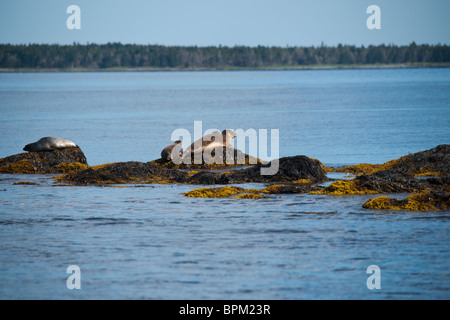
0 69 449 300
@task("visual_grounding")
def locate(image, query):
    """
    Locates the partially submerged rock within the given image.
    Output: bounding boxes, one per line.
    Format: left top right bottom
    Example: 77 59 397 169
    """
309 145 449 210
232 156 327 183
2 143 447 210
13 181 40 186
363 191 449 211
152 146 262 170
311 169 447 196
56 155 327 186
331 144 450 177
0 147 88 174
58 161 189 185
183 182 322 199
188 156 328 185
184 186 250 198
310 180 378 195
356 170 439 194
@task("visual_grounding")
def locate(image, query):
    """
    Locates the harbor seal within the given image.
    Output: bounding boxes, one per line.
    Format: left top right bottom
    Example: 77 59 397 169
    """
23 137 78 152
180 129 238 165
161 140 183 161
184 129 237 155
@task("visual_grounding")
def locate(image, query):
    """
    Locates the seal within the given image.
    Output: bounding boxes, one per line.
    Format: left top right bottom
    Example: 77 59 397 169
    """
161 140 183 161
23 137 78 152
184 129 237 155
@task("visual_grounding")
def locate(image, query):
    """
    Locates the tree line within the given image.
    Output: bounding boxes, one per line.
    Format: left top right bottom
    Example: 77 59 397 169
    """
0 43 448 69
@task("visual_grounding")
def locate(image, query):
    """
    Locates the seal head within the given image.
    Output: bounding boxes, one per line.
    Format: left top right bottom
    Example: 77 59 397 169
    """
161 140 183 161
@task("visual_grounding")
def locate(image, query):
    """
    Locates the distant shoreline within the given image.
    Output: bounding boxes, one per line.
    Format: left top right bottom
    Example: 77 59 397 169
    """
1 63 449 73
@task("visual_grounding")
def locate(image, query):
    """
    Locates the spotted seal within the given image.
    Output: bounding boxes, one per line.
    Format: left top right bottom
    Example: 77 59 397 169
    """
23 137 78 152
161 140 183 161
184 129 237 155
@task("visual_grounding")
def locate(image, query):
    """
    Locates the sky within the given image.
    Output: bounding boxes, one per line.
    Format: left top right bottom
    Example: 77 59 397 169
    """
0 0 449 47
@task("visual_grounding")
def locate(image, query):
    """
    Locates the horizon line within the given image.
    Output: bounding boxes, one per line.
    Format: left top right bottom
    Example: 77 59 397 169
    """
1 42 448 48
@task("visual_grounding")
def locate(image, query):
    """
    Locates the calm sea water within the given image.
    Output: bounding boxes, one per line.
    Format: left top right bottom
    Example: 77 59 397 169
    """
0 69 449 300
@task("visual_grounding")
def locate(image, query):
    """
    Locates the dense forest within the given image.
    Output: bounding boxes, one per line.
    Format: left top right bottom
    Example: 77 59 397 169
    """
0 43 449 69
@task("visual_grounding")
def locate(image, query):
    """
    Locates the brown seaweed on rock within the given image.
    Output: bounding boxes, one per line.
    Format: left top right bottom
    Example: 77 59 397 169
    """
188 156 328 185
58 161 190 185
152 145 263 170
363 191 449 211
356 170 434 194
331 144 449 177
0 147 88 174
58 155 328 186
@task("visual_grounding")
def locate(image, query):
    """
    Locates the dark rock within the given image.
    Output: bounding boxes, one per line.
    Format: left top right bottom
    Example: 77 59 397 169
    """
331 144 449 177
188 172 229 185
357 170 424 193
229 156 328 183
363 191 449 211
425 176 450 186
263 183 320 194
0 147 88 174
185 156 327 185
182 146 261 167
58 154 327 186
59 161 189 185
392 144 450 176
356 169 442 194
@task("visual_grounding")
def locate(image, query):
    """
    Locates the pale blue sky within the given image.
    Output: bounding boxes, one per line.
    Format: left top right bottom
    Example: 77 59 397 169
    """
0 0 449 46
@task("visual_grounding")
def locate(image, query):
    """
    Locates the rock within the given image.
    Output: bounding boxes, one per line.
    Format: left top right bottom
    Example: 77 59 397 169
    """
183 145 261 166
0 147 88 174
310 179 378 195
390 144 450 176
68 155 327 186
186 156 327 185
30 145 447 197
58 161 189 185
184 186 247 198
229 156 328 183
363 191 449 211
315 145 450 196
183 182 323 199
152 146 262 170
188 172 230 185
313 169 444 196
331 144 450 177
356 170 431 194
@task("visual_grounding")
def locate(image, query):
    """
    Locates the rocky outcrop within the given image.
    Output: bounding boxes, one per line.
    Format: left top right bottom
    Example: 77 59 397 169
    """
0 147 88 174
331 144 449 177
183 182 322 199
152 146 262 170
313 169 448 196
233 156 327 183
2 144 448 211
363 191 449 211
188 156 328 185
389 144 450 176
356 170 433 194
58 161 190 185
312 145 450 199
56 155 327 186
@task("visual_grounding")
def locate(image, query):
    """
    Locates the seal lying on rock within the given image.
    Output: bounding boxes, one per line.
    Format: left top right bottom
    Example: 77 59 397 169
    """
184 130 237 155
23 137 78 152
161 140 183 161
181 130 238 165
